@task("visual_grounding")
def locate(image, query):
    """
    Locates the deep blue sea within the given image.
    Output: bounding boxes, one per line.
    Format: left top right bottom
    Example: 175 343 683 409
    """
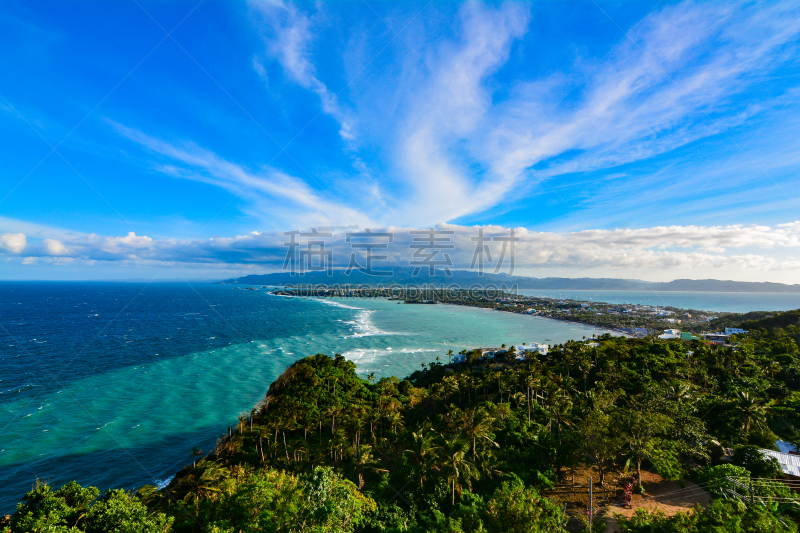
1 282 798 513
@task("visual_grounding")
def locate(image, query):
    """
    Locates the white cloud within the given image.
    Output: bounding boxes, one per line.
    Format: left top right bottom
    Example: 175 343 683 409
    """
90 1 800 244
250 1 354 140
101 1 800 235
4 221 800 280
42 238 67 255
111 122 372 228
355 1 800 225
0 232 27 253
480 2 800 197
395 3 530 224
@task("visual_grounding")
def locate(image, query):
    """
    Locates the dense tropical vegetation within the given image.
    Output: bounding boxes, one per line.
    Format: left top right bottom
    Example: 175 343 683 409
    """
4 310 800 532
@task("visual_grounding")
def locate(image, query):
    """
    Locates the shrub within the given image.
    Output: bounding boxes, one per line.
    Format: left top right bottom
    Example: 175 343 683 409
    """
731 445 782 478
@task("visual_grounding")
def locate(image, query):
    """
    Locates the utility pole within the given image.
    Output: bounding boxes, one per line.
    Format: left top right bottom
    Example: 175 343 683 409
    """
589 476 593 533
749 479 754 505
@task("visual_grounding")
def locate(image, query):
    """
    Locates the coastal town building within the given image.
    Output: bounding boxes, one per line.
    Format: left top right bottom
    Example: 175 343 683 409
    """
702 333 730 345
451 343 549 364
513 343 549 359
658 329 682 339
760 447 800 479
724 327 748 335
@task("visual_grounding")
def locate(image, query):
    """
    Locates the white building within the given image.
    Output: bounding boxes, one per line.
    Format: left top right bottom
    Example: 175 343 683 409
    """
658 329 681 339
452 347 503 364
514 343 549 359
724 327 748 335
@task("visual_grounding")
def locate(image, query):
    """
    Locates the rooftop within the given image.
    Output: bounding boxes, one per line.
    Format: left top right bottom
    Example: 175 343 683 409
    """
761 448 800 477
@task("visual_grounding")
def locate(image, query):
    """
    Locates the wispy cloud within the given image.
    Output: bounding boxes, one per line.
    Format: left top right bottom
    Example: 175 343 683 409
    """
250 0 354 140
364 1 800 224
492 2 800 183
110 122 371 229
112 1 800 231
395 2 530 223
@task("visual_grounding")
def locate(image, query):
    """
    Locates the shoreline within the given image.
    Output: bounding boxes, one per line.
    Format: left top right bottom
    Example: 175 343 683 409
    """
267 287 732 338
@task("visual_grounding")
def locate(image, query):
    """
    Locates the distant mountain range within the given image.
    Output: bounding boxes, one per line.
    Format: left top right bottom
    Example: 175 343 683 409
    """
218 268 800 293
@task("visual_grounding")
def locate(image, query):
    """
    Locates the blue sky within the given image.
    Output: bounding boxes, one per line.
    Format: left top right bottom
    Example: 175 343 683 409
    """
1 0 800 282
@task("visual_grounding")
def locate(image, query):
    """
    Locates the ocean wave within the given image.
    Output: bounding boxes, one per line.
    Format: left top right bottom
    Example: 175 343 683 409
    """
1 383 38 395
307 296 401 337
346 309 395 337
343 347 437 365
313 298 364 311
154 476 174 490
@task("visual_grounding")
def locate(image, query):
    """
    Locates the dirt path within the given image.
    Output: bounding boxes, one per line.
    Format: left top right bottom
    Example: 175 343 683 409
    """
610 470 711 520
546 468 711 530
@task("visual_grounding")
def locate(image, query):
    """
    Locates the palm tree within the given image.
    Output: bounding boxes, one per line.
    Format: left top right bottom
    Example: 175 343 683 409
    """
385 411 405 435
408 386 426 408
577 354 592 393
350 412 366 451
460 374 475 406
735 391 767 435
404 427 439 485
666 383 693 405
551 394 574 444
429 382 444 415
442 375 459 406
258 428 269 463
326 405 343 434
475 448 504 480
330 430 349 462
190 447 203 470
292 441 308 462
436 435 480 505
525 374 541 423
353 445 388 489
182 462 229 504
459 407 498 462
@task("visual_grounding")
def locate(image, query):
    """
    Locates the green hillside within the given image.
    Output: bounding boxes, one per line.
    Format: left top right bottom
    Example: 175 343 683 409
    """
5 328 800 532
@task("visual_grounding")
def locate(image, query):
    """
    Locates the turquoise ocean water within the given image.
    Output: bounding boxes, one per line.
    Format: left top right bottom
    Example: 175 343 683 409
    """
1 282 797 512
0 282 607 512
